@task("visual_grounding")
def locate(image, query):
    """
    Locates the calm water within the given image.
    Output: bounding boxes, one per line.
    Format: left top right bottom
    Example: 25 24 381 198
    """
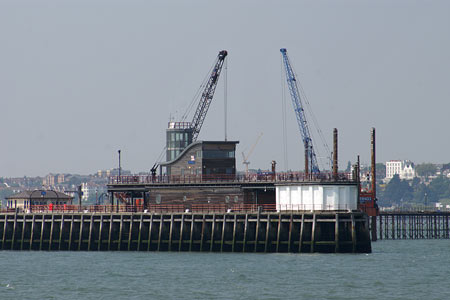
1 240 449 300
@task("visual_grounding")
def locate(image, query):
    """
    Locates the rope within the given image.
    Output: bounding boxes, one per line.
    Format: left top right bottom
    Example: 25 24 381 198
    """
295 76 332 169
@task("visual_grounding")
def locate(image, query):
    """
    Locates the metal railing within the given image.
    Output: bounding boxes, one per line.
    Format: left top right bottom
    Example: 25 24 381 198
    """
380 205 450 213
109 172 354 185
0 203 355 214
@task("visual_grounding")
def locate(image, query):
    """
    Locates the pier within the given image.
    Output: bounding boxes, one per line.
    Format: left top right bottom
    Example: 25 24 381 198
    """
371 212 450 240
0 210 371 253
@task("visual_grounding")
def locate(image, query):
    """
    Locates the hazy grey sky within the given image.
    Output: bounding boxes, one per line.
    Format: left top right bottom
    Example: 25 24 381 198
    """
1 0 449 177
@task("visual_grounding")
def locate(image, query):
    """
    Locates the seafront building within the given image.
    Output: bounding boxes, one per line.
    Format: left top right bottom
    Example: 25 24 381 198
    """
5 190 73 210
385 160 416 181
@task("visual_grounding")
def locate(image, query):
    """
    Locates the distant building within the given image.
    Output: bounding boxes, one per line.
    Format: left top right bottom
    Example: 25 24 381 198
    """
5 190 73 210
57 174 65 184
98 168 131 178
81 182 90 202
43 174 56 186
80 182 107 203
43 173 65 186
386 160 416 181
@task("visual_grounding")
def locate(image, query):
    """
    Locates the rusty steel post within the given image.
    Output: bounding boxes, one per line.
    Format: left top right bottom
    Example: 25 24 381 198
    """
357 155 360 184
333 128 338 180
271 160 277 181
371 128 376 199
371 127 377 241
357 155 360 208
78 185 82 211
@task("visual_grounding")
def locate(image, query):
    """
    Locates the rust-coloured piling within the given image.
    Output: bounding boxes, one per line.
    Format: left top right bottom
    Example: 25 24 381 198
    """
333 128 338 180
370 127 377 241
371 128 376 199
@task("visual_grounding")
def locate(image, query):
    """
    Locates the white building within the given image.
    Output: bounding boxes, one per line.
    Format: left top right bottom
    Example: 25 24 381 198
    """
81 182 95 202
276 183 358 211
386 160 415 181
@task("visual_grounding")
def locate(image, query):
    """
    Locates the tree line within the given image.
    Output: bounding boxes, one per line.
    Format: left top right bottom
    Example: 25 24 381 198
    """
378 174 450 207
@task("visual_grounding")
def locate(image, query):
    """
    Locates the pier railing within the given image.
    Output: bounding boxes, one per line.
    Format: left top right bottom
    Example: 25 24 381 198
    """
1 203 356 214
109 172 354 185
380 206 450 213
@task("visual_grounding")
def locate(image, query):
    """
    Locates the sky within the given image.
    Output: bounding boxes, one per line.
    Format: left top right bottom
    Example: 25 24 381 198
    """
1 0 449 177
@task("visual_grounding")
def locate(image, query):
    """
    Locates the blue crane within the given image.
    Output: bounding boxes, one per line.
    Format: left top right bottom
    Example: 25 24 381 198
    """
280 48 320 175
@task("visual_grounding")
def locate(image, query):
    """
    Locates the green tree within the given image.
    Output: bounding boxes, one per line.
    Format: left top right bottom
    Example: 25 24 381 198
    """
415 163 437 177
375 163 386 180
411 179 429 204
428 176 450 202
382 174 413 205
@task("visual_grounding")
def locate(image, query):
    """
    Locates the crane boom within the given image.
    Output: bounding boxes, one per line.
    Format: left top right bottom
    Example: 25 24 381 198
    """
150 50 227 175
280 48 319 174
191 50 228 141
242 133 263 177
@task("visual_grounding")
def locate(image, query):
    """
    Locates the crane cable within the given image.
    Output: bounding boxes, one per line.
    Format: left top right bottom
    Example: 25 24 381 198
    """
295 71 332 170
281 51 332 172
180 60 216 123
150 146 167 173
156 54 220 171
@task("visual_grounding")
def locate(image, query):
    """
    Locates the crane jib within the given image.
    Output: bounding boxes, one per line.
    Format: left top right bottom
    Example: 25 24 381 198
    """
190 50 228 142
280 48 320 174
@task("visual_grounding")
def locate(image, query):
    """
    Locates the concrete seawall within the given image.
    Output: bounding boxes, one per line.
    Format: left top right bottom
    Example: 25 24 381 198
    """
0 212 371 253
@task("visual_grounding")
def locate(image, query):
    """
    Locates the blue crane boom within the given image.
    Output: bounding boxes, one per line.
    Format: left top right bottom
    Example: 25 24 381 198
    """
280 48 320 174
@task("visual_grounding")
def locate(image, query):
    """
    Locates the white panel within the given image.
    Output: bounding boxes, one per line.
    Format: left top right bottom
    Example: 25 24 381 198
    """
350 186 357 210
276 184 358 211
290 186 301 209
339 187 347 210
313 186 323 210
324 187 335 210
302 187 312 210
278 186 289 207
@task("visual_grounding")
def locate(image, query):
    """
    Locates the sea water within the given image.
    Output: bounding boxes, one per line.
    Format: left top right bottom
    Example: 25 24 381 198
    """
1 240 449 299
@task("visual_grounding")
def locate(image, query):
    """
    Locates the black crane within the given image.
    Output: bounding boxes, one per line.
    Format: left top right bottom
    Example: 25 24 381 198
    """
190 50 228 141
151 50 228 176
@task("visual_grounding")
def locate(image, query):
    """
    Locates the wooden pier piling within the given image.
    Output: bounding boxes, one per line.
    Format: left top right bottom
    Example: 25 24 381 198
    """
0 211 371 253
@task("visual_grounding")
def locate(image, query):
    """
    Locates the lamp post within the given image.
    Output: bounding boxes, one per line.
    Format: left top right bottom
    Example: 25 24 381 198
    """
118 150 121 177
424 192 428 210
